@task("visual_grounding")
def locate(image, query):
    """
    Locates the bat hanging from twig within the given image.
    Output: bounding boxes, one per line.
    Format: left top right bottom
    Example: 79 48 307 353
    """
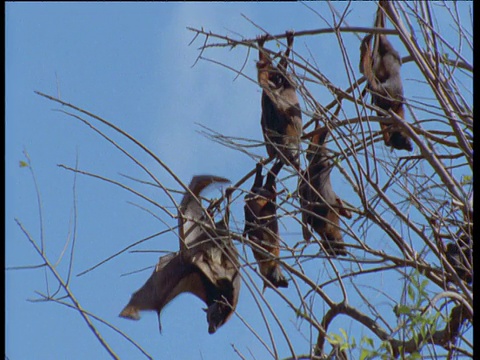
120 176 241 334
299 127 352 256
257 30 303 169
359 0 413 152
244 161 288 290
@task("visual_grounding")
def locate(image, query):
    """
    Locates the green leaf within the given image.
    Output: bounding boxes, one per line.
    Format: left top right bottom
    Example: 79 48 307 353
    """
19 160 29 168
407 284 415 302
327 333 342 345
409 352 422 360
395 304 411 316
339 328 348 341
420 279 429 291
359 349 370 360
461 175 472 185
419 323 427 340
295 308 306 318
364 337 374 348
381 341 393 355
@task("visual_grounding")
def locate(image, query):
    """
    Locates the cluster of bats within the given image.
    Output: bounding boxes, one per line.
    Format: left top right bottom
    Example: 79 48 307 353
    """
119 1 471 335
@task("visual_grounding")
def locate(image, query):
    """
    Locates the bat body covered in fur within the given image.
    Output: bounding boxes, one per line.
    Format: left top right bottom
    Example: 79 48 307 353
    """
299 128 352 256
243 161 288 289
257 31 302 169
359 0 413 151
446 241 472 284
120 176 240 334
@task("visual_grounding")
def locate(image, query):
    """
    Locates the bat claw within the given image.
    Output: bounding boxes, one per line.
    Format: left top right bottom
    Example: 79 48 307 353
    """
285 30 295 47
257 34 267 47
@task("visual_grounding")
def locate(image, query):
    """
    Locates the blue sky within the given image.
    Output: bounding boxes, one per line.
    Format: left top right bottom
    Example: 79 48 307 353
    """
6 2 472 359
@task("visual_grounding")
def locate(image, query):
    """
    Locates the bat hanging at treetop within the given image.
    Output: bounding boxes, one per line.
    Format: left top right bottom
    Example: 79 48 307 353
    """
359 0 413 151
257 31 303 168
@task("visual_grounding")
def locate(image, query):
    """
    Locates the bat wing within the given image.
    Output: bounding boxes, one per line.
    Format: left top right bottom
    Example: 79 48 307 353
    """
119 253 209 321
178 175 230 250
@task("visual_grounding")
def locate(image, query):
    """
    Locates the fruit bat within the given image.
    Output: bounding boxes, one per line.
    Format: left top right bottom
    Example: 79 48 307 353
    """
446 209 473 284
445 214 472 284
359 0 413 151
430 213 472 285
446 240 472 284
299 127 353 256
120 176 241 334
257 31 303 169
243 161 288 289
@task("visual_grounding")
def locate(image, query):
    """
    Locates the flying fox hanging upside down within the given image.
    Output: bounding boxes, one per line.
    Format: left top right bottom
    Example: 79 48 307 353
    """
299 127 353 256
431 211 473 284
243 161 288 290
120 176 240 334
257 31 303 169
359 0 413 151
446 239 472 284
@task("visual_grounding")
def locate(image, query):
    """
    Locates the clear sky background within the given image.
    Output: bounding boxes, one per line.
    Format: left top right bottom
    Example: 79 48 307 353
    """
6 2 472 360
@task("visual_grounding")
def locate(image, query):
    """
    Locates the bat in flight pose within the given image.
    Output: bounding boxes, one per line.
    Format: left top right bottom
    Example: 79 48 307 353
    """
299 127 353 256
120 176 241 334
359 0 413 151
244 161 288 290
257 31 303 169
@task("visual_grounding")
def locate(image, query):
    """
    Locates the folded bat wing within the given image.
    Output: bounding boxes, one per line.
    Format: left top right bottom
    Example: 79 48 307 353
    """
178 175 230 250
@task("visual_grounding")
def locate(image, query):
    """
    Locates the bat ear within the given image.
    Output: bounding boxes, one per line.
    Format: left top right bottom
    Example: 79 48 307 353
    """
316 127 330 146
308 126 330 146
305 127 330 161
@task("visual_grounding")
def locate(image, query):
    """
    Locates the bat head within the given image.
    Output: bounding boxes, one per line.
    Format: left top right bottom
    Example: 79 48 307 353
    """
206 301 233 334
205 276 239 334
257 54 289 90
306 127 330 165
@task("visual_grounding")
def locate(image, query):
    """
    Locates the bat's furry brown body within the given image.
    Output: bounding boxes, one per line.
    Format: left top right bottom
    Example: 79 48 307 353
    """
120 176 240 334
243 161 288 289
359 1 413 151
257 31 302 168
446 240 472 284
299 128 352 256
